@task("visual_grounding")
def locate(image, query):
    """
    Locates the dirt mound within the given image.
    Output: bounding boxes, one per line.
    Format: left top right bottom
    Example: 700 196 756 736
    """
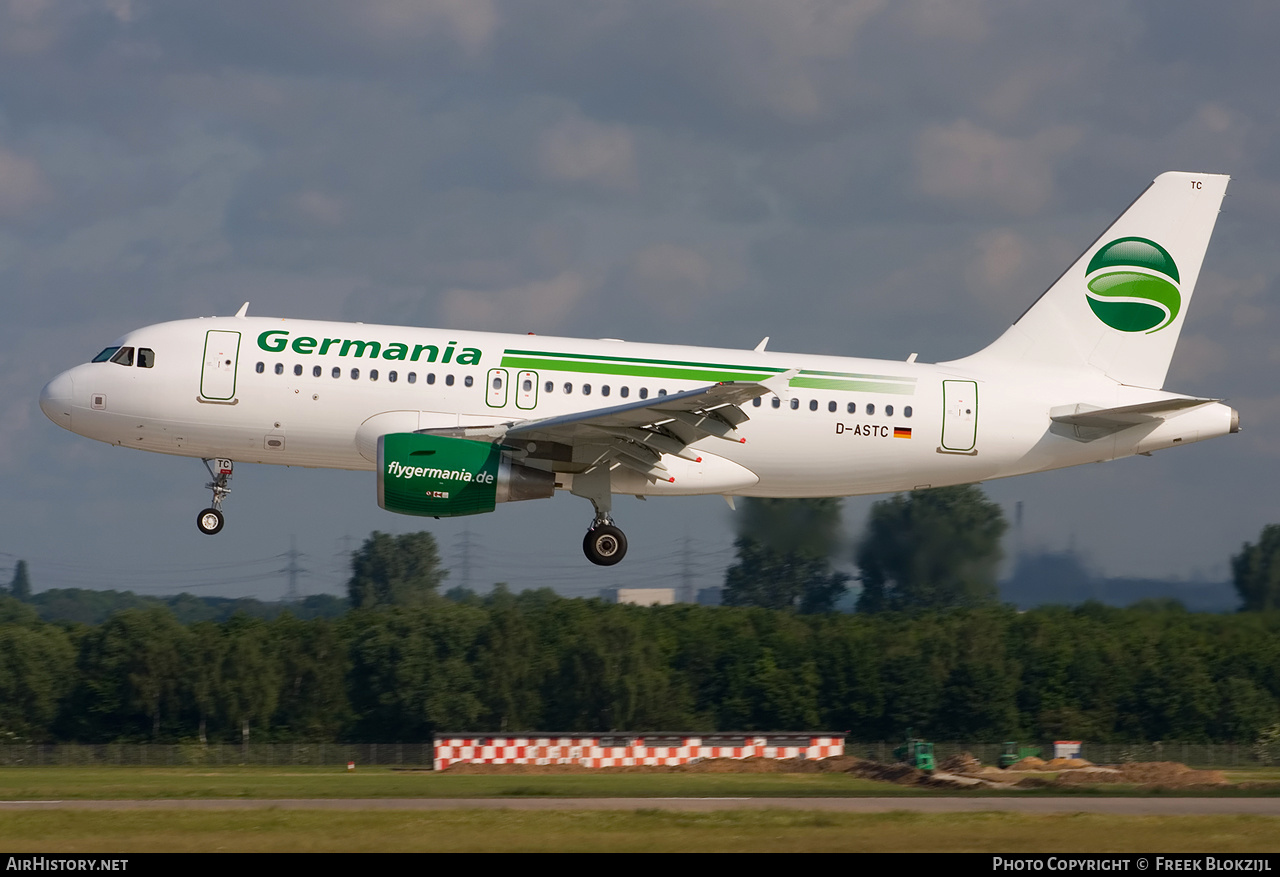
938 752 983 773
1051 767 1123 784
924 772 1013 790
1044 757 1093 769
1006 756 1048 771
1052 762 1225 787
1117 762 1226 786
846 760 927 785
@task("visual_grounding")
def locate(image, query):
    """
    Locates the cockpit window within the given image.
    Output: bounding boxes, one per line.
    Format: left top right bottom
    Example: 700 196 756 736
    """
108 347 134 366
92 347 120 363
137 348 155 368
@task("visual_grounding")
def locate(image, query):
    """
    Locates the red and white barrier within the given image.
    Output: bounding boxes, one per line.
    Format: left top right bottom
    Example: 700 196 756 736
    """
434 734 845 770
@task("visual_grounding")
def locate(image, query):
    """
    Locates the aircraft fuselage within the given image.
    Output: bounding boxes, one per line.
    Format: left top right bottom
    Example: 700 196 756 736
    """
40 315 1235 499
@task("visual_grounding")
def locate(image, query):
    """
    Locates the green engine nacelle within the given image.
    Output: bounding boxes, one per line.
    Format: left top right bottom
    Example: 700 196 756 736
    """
377 432 555 517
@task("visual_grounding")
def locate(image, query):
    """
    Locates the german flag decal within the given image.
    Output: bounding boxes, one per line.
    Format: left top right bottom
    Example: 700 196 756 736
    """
893 427 912 439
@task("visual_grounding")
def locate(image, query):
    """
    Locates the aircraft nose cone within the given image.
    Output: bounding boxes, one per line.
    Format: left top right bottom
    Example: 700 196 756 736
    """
40 371 74 430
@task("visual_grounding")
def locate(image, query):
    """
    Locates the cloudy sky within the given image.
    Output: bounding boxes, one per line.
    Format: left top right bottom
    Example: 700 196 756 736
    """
4 1 1278 602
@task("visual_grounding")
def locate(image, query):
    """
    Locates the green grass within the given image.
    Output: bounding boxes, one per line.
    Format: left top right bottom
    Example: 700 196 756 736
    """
1225 769 1280 784
1 810 1278 853
0 767 929 800
1 766 1279 800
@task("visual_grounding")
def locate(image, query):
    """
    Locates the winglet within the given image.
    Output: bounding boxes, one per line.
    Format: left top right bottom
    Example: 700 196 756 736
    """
234 302 250 318
754 337 770 352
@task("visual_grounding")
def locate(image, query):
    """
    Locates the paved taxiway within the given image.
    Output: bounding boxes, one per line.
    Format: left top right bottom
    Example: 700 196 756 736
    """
2 798 1278 814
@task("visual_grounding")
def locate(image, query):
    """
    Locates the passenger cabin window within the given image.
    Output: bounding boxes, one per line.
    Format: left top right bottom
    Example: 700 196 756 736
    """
389 371 398 383
274 363 283 375
639 388 648 399
426 373 435 385
109 347 134 367
904 406 913 418
313 365 322 377
294 364 303 376
809 399 818 411
408 373 417 384
828 401 836 412
444 374 453 386
464 375 474 387
772 397 781 408
92 347 120 363
255 362 264 374
866 403 875 415
137 348 155 368
885 404 894 416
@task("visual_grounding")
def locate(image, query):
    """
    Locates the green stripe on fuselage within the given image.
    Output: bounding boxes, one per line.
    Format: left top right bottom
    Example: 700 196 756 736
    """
789 376 917 395
500 355 768 383
502 348 785 375
500 350 918 395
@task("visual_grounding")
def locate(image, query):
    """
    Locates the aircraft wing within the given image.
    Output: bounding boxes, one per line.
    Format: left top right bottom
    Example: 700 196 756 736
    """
418 370 797 481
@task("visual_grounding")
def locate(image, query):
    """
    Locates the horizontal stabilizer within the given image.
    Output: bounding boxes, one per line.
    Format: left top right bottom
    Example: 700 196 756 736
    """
1051 397 1219 428
1050 397 1219 441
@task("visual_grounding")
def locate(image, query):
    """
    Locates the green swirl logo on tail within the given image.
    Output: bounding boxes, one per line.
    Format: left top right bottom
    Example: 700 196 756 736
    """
1085 237 1181 333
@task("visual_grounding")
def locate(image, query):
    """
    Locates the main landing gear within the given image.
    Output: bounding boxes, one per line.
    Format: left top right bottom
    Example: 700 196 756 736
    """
583 517 628 566
196 458 233 536
573 467 628 565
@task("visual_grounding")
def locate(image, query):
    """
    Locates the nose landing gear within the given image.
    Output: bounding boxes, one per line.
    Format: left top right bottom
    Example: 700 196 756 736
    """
197 458 233 535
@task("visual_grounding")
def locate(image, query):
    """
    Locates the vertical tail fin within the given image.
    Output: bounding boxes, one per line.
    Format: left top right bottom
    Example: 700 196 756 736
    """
959 171 1229 388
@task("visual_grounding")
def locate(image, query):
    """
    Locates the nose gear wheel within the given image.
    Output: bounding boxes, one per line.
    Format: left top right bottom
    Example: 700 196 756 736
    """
197 458 233 536
197 508 224 535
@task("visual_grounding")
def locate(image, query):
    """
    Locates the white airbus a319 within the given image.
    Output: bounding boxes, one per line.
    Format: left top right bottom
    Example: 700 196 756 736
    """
41 172 1237 565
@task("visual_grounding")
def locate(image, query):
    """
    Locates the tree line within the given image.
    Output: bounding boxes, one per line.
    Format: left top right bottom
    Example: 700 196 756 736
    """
2 582 1278 745
4 485 1280 746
